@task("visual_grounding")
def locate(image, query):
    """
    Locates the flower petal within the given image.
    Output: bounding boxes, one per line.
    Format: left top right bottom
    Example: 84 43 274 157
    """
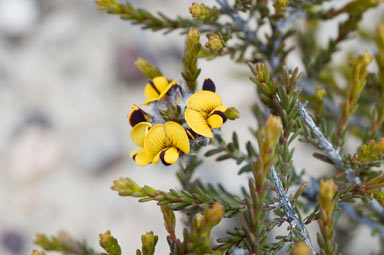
157 80 177 100
144 76 168 101
185 108 213 138
207 114 224 129
160 147 179 165
130 148 143 158
130 148 153 166
153 149 165 165
152 76 169 91
144 81 160 100
135 150 154 166
128 105 148 127
131 122 152 147
144 124 167 155
185 128 197 140
212 105 228 112
142 78 177 106
202 78 216 92
186 91 222 113
164 121 190 153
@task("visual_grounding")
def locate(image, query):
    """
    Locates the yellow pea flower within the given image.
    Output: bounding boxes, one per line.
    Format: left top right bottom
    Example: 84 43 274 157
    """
133 122 190 166
128 104 149 127
130 122 153 166
185 88 228 138
142 76 177 105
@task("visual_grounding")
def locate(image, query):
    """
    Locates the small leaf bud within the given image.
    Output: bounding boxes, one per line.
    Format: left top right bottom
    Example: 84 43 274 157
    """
205 34 224 52
319 179 337 217
32 250 47 255
140 232 158 255
265 115 283 149
134 57 162 79
111 178 144 197
188 27 200 45
99 231 121 255
274 0 289 14
189 3 210 20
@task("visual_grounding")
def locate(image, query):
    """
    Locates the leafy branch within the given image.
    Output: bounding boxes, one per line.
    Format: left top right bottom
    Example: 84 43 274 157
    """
94 0 197 33
111 177 245 217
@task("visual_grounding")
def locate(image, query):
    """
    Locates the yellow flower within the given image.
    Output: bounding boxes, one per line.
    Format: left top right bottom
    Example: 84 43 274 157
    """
185 89 227 138
143 76 177 105
130 122 153 166
133 122 190 166
128 104 149 127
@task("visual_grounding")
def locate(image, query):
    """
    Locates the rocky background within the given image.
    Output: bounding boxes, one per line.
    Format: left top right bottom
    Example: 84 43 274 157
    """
0 0 383 254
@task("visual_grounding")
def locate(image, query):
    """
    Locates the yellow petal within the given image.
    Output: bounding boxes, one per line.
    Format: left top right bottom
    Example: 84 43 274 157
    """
144 124 167 155
135 150 154 166
186 91 222 113
152 76 169 91
162 147 179 165
164 121 190 153
185 108 213 138
157 80 177 101
212 105 228 113
207 114 224 128
129 148 153 166
131 122 152 147
144 83 160 100
144 76 169 100
142 78 177 106
130 148 144 158
152 149 164 165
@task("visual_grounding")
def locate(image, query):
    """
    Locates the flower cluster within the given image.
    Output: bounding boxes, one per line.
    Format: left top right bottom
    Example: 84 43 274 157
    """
128 76 236 166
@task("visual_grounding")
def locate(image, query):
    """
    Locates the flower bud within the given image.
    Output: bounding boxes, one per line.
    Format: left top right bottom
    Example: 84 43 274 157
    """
99 231 121 255
111 177 144 197
206 34 224 52
291 242 312 255
315 87 326 100
318 179 337 218
265 115 282 149
225 107 240 120
274 0 289 14
204 202 224 227
32 250 47 255
140 232 158 254
189 3 216 20
188 27 200 45
378 138 384 152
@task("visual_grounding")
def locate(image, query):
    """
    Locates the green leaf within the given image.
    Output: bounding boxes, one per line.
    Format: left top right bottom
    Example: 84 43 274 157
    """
238 164 251 175
216 154 235 161
232 132 239 149
205 148 225 157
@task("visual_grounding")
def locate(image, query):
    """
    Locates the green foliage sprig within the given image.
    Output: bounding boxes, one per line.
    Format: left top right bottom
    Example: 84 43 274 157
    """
33 1 384 255
182 28 201 91
34 232 97 255
94 0 197 33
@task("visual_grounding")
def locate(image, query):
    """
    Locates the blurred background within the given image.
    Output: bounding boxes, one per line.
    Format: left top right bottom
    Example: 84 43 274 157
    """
0 0 383 254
